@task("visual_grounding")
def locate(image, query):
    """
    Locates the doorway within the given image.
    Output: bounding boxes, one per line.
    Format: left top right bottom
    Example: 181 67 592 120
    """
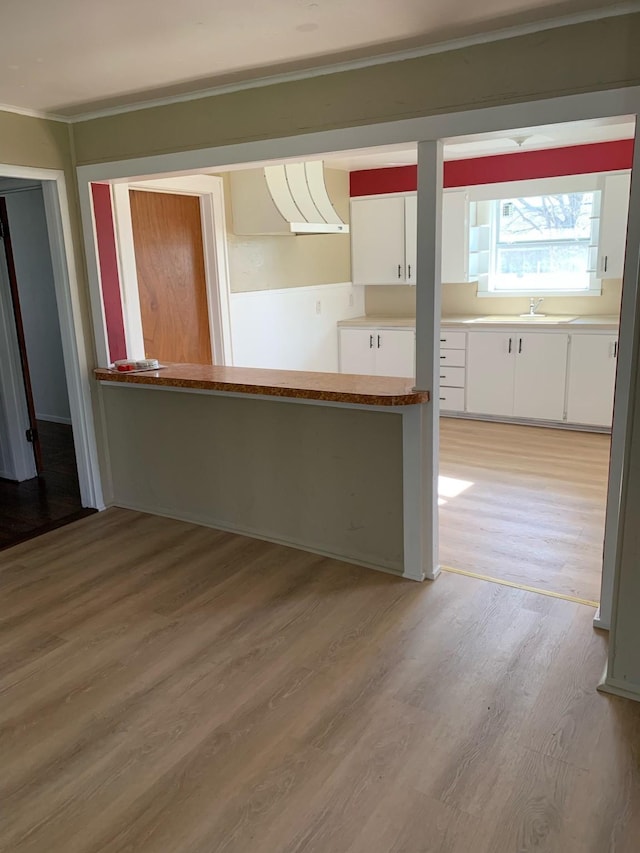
433 118 630 608
0 180 95 548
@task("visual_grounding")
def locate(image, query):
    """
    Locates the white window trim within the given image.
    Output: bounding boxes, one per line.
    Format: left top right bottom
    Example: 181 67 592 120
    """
471 174 606 298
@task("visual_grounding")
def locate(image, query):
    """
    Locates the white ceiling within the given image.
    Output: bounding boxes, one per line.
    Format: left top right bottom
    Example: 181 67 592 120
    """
0 0 633 118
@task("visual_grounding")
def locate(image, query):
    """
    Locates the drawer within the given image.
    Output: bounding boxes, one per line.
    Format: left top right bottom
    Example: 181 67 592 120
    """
439 366 465 388
438 387 465 411
438 331 466 350
439 348 466 368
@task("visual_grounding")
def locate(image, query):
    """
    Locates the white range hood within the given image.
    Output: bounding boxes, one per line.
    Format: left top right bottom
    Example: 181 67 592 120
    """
230 161 349 235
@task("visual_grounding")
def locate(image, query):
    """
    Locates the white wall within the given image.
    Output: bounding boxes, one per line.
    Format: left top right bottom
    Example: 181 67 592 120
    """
4 187 70 423
230 281 364 372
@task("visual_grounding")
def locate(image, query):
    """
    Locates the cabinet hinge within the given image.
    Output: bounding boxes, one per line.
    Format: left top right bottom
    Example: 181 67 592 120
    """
25 427 37 443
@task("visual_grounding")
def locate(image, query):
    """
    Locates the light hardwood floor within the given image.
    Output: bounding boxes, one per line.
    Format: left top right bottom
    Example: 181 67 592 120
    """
439 418 611 603
1 508 638 853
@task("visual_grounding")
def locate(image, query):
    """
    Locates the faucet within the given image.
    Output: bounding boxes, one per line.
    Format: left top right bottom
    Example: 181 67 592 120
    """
528 298 544 316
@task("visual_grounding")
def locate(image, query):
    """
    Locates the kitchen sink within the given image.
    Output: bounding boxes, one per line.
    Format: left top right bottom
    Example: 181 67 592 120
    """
464 315 578 324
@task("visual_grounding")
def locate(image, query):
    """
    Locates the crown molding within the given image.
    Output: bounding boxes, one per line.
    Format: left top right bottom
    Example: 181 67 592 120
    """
1 2 639 126
0 102 70 123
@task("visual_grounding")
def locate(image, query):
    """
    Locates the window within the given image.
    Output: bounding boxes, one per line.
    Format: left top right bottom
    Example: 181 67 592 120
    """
471 179 602 296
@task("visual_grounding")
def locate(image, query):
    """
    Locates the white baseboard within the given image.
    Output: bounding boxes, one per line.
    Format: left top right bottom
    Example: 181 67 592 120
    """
592 607 610 630
598 670 640 703
441 411 611 434
110 499 406 580
36 414 72 425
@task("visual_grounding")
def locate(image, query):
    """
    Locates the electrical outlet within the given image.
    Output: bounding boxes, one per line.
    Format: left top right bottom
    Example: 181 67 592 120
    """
315 300 321 315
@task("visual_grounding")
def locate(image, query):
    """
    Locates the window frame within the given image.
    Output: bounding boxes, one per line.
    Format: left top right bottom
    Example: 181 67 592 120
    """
471 174 605 298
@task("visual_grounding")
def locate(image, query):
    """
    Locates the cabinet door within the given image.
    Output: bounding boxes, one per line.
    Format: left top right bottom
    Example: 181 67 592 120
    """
513 333 568 421
404 195 417 284
597 173 631 279
441 191 468 283
339 328 376 375
466 332 515 416
350 197 406 285
566 334 617 427
376 330 415 378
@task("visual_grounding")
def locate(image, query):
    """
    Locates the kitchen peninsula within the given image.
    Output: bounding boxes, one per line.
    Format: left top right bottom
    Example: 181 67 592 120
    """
95 364 432 581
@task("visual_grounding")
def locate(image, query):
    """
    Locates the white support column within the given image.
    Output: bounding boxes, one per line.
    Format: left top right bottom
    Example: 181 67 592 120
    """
402 403 435 580
411 140 443 581
597 118 640 631
599 119 640 702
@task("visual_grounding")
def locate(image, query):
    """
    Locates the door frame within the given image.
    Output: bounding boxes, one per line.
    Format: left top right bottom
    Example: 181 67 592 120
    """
0 226 37 480
76 85 640 628
0 163 104 508
111 175 233 365
0 197 43 475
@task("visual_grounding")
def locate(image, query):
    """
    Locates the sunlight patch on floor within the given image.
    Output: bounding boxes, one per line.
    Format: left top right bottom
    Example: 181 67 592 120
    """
438 474 474 506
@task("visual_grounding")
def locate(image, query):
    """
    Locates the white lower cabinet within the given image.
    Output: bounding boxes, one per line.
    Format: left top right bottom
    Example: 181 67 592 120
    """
566 334 618 426
339 327 415 377
513 333 569 422
466 332 515 417
467 331 568 421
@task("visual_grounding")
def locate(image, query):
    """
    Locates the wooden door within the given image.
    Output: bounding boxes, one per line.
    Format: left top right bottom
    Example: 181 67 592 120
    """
376 330 415 378
466 332 515 417
566 334 618 427
130 190 212 364
350 196 406 285
513 333 569 422
339 328 376 375
0 199 43 474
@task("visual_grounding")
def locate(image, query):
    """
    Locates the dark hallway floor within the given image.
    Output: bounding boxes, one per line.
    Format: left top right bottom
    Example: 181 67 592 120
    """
0 420 94 550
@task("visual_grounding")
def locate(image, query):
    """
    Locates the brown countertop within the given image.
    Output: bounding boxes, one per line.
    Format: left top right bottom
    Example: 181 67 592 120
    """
95 363 429 407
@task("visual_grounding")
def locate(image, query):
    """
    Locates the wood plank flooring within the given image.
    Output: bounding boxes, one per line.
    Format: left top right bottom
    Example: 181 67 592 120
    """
1 508 638 853
439 418 610 603
0 420 93 550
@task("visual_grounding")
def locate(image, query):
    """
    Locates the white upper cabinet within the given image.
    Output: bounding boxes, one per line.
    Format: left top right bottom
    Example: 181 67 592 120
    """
441 190 469 283
350 195 415 285
404 195 417 285
596 173 631 279
566 334 618 427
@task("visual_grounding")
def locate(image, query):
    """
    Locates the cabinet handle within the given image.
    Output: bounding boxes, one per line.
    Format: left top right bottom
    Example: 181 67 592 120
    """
518 338 523 354
398 264 403 279
369 334 374 349
377 335 381 348
408 264 412 279
440 355 446 359
603 255 608 273
508 338 512 354
613 340 618 358
440 374 446 379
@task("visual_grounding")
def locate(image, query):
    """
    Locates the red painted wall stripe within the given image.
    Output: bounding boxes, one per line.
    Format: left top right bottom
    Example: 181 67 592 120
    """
349 140 634 196
91 183 127 363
